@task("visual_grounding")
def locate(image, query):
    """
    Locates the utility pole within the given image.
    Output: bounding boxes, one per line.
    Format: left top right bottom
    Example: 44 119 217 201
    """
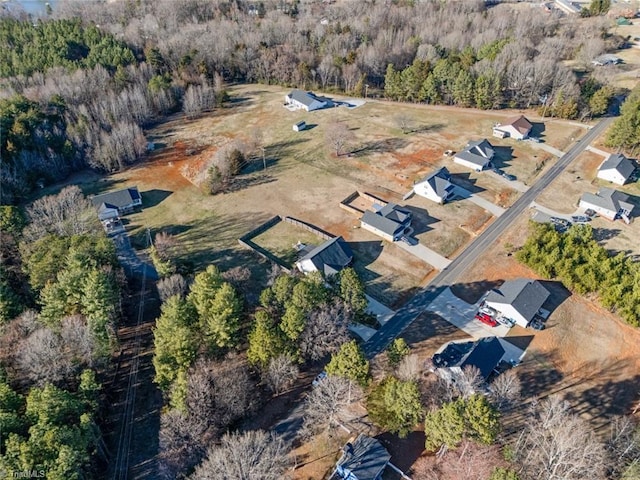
262 146 266 171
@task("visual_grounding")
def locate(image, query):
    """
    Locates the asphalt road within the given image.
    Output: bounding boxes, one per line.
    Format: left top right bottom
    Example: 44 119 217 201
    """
364 117 614 358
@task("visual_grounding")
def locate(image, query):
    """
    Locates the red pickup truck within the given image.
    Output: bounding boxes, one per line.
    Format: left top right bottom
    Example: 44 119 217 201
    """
475 312 498 327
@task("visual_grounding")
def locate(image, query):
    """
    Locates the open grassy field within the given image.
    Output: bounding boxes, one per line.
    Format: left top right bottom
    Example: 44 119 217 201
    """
66 84 586 306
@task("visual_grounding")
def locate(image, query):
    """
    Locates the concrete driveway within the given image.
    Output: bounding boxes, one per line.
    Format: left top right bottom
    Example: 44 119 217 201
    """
395 241 451 270
487 170 529 193
529 201 589 222
453 186 506 217
427 287 510 338
529 141 565 158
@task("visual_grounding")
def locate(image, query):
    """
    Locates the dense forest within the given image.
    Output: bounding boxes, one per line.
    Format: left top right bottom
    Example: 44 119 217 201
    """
0 0 630 204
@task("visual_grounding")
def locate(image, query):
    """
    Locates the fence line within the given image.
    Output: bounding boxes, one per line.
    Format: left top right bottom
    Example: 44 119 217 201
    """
238 215 282 242
237 238 291 272
283 216 335 240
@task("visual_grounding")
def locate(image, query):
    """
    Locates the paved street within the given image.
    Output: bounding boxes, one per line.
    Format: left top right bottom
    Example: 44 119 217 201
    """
453 186 506 217
364 117 613 357
395 240 452 270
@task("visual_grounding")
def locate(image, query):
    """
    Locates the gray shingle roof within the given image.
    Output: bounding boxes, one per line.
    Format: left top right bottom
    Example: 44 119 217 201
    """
433 337 505 379
599 154 635 181
455 139 495 167
287 89 324 107
361 203 412 237
336 435 390 480
91 187 140 210
580 188 634 214
420 167 454 198
486 279 550 322
298 236 353 276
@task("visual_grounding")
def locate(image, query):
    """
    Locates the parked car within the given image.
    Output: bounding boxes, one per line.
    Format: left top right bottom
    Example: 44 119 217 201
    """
528 137 541 143
475 312 498 327
584 209 596 217
492 166 502 174
312 371 327 387
444 149 454 156
571 215 591 223
401 235 418 246
478 305 496 317
496 316 516 328
502 173 517 181
550 217 571 227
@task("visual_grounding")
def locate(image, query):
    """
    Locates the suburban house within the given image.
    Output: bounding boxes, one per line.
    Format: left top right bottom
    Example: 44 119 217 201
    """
295 236 353 276
591 54 622 67
492 115 533 140
413 167 455 204
335 435 391 480
360 202 412 242
91 187 142 222
432 337 506 382
285 89 330 111
597 153 636 185
579 188 635 222
454 139 495 171
484 279 550 329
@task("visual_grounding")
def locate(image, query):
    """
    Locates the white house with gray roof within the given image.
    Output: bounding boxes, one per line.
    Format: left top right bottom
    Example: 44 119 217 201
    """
579 188 635 222
597 154 635 186
360 202 412 242
91 187 142 222
295 236 353 276
485 279 550 328
454 139 495 171
413 167 455 204
285 89 330 111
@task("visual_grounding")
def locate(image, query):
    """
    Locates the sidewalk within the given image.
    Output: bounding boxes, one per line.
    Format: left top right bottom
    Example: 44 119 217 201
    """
453 186 506 217
585 145 610 158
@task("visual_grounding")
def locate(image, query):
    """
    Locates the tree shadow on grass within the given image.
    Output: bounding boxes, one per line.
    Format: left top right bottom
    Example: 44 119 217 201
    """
449 279 503 304
412 122 446 134
592 227 622 242
141 189 172 208
351 138 409 157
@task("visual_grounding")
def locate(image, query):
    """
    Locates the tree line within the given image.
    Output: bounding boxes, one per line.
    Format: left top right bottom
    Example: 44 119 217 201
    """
607 84 640 155
517 222 640 327
0 187 126 479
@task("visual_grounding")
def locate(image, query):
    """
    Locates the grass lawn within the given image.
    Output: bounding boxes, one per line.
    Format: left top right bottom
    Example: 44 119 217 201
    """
251 220 324 268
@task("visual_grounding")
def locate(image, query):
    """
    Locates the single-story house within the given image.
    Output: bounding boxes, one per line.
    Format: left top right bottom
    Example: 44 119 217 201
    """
293 121 306 132
335 435 391 480
360 202 412 242
285 89 330 111
454 139 495 171
484 279 550 329
413 167 455 204
579 188 635 222
295 236 353 276
591 54 622 67
432 337 505 382
492 115 533 140
597 153 635 185
91 187 142 222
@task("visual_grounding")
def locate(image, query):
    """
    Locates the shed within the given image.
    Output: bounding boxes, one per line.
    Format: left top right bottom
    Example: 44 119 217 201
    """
293 121 306 132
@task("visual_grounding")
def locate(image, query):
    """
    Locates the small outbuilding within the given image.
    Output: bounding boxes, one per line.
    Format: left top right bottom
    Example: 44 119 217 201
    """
295 236 353 276
492 115 533 140
360 202 412 242
335 435 391 480
597 153 635 186
484 279 550 329
591 54 622 66
454 139 495 171
91 187 142 222
293 121 306 132
413 167 455 204
579 188 634 222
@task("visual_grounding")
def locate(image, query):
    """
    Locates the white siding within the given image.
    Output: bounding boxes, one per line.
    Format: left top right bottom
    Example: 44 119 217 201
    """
484 301 528 328
597 169 626 185
413 183 443 203
295 258 317 274
578 199 616 220
360 222 395 242
454 157 486 171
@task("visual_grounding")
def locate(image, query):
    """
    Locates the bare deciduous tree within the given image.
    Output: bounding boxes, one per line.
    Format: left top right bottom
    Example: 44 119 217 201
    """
264 355 298 396
396 353 422 382
191 430 291 480
513 396 607 480
154 231 178 261
489 369 521 410
413 440 505 480
25 185 97 241
301 375 362 438
299 300 351 362
607 416 640 478
325 121 355 157
183 81 217 118
454 365 484 400
17 327 72 386
157 274 189 302
158 409 207 480
395 113 415 134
